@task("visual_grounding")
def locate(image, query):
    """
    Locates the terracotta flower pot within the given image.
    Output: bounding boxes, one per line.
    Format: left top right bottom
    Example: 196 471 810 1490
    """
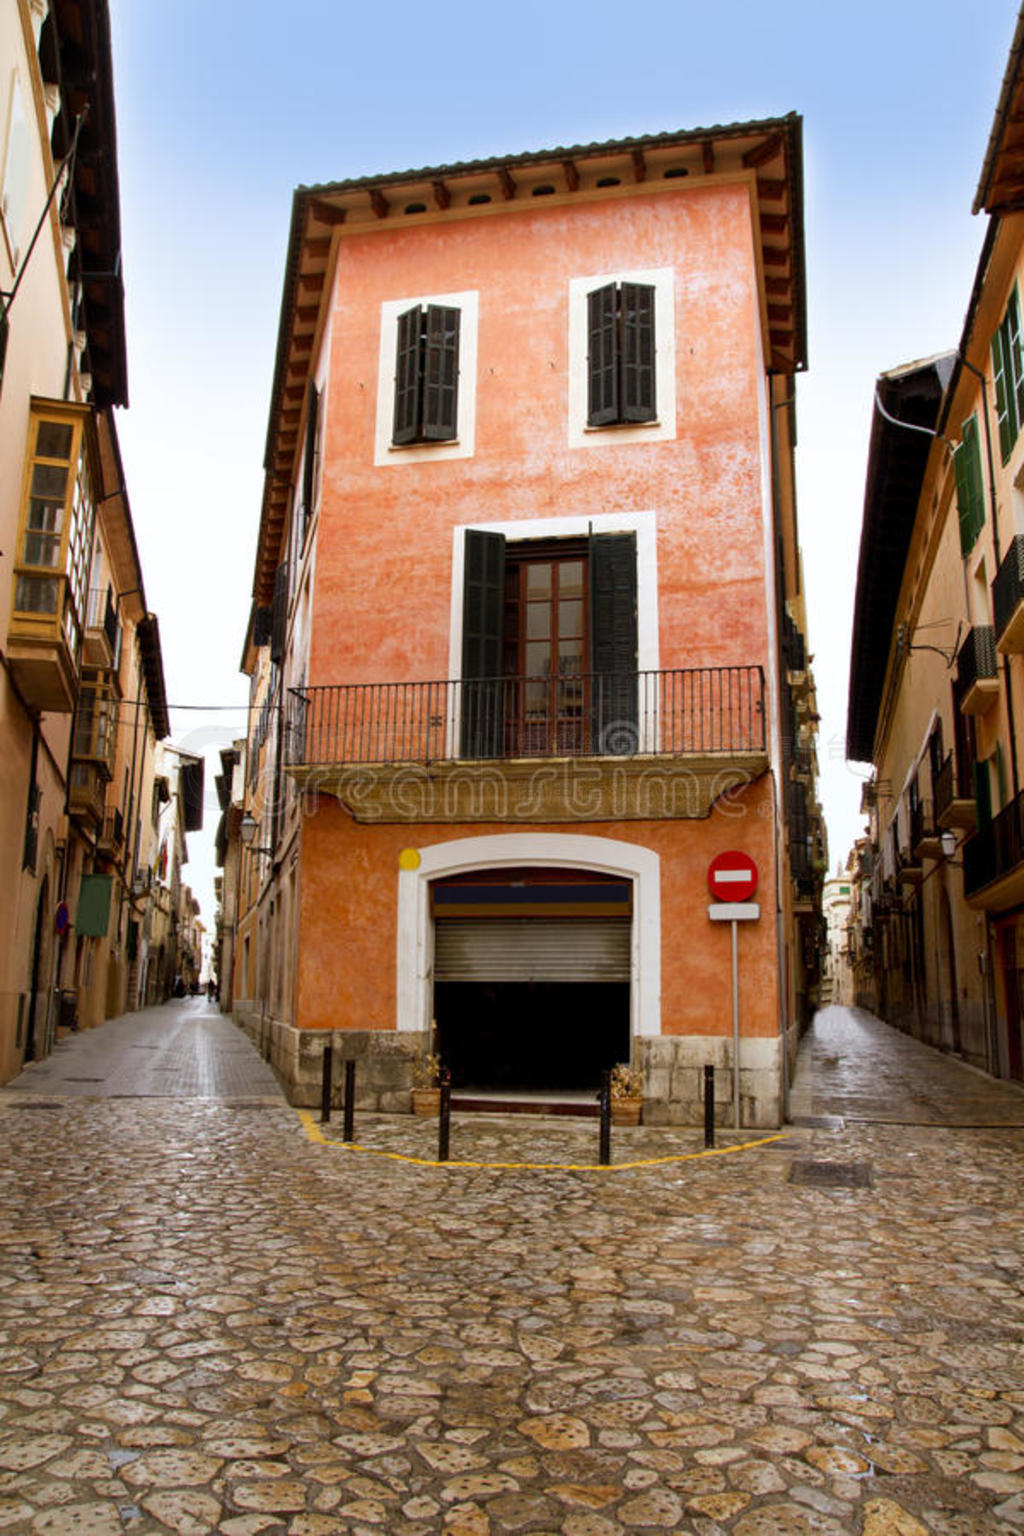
611 1096 643 1126
411 1086 441 1118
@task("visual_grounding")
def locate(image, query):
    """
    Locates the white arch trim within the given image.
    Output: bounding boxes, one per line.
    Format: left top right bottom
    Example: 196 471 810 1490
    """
396 832 661 1038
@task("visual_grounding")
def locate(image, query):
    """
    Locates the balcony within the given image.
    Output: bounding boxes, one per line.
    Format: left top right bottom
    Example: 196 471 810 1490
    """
896 843 923 886
6 572 80 714
83 588 120 670
286 667 768 823
910 796 943 859
956 625 999 715
934 751 976 830
993 534 1024 653
964 788 1024 907
97 807 125 858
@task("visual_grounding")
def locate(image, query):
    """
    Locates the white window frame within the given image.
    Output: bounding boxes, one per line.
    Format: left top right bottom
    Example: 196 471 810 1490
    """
567 267 676 449
374 289 478 466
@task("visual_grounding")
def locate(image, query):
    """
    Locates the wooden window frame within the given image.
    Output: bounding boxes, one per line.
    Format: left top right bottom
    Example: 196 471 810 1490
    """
10 399 97 661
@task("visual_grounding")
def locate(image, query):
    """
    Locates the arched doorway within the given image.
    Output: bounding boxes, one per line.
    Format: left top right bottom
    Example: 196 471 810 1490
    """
431 867 631 1091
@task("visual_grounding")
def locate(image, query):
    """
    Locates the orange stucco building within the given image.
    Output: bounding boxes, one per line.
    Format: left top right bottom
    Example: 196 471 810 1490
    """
235 117 823 1126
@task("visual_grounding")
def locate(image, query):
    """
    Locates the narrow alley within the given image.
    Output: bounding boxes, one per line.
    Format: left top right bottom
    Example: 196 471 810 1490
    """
0 1004 1022 1535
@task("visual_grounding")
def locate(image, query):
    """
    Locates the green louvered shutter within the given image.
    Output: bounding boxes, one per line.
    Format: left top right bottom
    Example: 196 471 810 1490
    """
954 416 985 556
993 316 1017 464
620 282 656 422
1009 288 1024 443
461 530 506 758
422 305 460 441
590 532 638 754
393 306 423 445
587 283 619 426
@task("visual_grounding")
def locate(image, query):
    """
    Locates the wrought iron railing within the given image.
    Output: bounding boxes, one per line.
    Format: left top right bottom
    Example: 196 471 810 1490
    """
964 788 1024 896
934 750 973 822
287 667 766 767
956 625 997 693
993 534 1024 646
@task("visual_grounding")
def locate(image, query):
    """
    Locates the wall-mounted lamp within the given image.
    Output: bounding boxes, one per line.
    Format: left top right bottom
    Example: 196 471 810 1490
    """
239 812 274 858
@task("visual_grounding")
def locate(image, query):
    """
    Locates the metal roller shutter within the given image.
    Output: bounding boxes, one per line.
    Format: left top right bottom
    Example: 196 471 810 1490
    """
434 917 631 983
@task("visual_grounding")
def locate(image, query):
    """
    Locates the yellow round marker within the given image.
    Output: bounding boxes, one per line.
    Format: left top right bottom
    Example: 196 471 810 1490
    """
398 848 421 870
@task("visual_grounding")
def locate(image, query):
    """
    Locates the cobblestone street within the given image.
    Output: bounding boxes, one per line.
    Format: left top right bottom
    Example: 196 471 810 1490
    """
1 1001 1023 1535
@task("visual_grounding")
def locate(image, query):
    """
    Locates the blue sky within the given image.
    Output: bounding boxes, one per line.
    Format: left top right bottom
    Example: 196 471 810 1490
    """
107 0 1019 924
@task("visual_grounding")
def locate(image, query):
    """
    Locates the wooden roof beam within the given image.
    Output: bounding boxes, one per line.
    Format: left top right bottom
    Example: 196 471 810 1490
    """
498 167 516 200
631 149 647 183
309 198 347 228
432 179 451 210
369 188 389 219
562 159 580 192
743 134 783 170
701 139 715 174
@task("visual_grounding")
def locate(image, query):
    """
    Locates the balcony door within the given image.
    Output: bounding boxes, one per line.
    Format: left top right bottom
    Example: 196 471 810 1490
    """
461 529 637 759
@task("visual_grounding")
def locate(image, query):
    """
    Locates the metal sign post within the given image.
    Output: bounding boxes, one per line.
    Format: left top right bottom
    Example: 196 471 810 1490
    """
707 851 761 1132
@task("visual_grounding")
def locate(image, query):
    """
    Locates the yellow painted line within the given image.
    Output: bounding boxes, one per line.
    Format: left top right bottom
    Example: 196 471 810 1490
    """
297 1109 786 1171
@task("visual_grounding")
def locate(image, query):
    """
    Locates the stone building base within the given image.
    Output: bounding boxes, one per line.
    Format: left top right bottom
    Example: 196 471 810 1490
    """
233 1002 783 1127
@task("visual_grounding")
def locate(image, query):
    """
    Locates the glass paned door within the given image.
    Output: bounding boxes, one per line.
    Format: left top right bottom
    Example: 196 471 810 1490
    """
504 552 588 755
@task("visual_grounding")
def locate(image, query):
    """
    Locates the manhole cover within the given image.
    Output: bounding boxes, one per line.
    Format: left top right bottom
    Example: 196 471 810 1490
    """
789 1159 873 1189
790 1114 846 1130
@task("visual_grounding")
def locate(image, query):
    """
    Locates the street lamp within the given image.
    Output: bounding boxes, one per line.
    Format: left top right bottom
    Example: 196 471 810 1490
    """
239 812 275 858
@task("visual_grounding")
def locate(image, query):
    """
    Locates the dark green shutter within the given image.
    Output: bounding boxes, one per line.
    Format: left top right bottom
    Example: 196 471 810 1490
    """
953 416 985 556
270 561 289 666
590 532 638 754
1009 288 1024 442
302 380 319 528
587 283 619 426
393 306 423 445
461 530 506 757
422 305 460 441
993 317 1016 464
620 282 656 422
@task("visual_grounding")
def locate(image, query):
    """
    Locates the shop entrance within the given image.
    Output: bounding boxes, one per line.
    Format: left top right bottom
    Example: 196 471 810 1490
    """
431 867 632 1095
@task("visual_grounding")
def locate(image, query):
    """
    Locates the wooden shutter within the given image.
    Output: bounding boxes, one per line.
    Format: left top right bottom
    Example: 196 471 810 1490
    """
302 380 319 527
587 283 619 426
953 416 984 556
620 282 656 422
393 305 423 445
461 530 506 757
270 560 289 665
422 305 460 440
590 532 638 754
992 319 1016 465
1009 288 1024 442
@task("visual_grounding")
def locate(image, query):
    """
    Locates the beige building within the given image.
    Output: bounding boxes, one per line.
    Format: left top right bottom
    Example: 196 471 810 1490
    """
847 10 1024 1079
0 0 174 1074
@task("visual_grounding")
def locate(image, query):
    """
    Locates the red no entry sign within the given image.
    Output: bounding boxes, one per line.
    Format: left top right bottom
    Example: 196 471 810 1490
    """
707 850 759 903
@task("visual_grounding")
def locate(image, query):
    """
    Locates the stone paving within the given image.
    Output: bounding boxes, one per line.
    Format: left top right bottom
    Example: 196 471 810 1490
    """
0 1003 1022 1534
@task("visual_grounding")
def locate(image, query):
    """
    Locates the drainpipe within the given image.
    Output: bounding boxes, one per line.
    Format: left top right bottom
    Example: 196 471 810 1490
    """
768 375 796 1121
959 355 1019 801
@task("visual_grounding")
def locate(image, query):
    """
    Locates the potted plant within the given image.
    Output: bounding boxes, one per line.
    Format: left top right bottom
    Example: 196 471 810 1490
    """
609 1062 643 1126
411 1052 442 1117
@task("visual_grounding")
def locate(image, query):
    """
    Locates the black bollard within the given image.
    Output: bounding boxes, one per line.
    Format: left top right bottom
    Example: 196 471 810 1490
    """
704 1063 715 1148
343 1059 356 1142
598 1068 611 1166
438 1067 451 1163
321 1043 333 1124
